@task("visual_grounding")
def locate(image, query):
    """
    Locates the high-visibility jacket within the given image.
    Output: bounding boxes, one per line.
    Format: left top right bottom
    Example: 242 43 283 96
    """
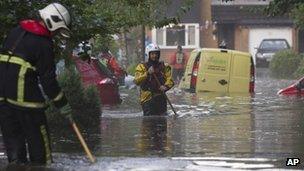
134 61 174 104
0 20 67 110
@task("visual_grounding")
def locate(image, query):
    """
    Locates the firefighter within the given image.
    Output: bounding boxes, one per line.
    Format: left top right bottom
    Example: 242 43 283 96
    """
134 43 174 116
0 3 72 165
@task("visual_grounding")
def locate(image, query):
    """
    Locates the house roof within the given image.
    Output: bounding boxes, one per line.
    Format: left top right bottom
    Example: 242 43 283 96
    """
212 5 294 26
166 0 202 23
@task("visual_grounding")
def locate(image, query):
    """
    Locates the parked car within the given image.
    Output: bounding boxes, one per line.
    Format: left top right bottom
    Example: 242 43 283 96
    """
73 55 122 105
255 39 290 67
179 48 255 93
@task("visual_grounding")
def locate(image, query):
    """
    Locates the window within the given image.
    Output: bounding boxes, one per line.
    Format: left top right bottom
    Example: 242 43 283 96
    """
188 25 196 46
166 25 185 46
152 23 200 49
156 29 164 45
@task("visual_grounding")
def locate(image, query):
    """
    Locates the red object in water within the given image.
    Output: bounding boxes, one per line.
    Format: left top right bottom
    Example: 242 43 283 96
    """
277 77 304 95
73 56 121 105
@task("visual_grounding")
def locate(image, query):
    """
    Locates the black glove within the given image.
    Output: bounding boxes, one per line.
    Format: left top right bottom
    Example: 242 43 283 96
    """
59 103 73 121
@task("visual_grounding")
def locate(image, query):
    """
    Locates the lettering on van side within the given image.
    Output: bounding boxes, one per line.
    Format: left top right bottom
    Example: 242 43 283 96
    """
207 65 226 72
206 56 227 72
206 56 226 65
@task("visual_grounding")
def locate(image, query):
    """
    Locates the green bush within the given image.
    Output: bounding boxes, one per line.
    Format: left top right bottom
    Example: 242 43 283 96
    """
46 66 101 134
127 63 138 76
293 54 304 78
269 50 302 79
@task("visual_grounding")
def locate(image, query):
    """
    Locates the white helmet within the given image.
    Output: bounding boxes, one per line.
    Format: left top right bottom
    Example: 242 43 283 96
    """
39 3 71 37
145 43 160 62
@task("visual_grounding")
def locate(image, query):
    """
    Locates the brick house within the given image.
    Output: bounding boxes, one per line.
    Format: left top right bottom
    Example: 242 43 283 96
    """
212 0 298 61
146 0 215 64
147 0 299 63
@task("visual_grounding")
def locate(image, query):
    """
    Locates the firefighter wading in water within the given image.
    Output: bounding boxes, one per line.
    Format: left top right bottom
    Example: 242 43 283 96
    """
134 43 174 116
0 3 72 165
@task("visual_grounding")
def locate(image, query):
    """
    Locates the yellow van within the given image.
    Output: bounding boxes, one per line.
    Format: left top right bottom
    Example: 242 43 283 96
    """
179 48 255 93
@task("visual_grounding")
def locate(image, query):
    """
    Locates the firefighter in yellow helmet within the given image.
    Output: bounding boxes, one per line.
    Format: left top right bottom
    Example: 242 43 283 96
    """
134 43 174 116
0 3 72 165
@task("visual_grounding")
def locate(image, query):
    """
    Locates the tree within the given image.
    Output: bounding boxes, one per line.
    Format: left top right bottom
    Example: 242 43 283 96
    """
267 0 304 29
0 1 194 55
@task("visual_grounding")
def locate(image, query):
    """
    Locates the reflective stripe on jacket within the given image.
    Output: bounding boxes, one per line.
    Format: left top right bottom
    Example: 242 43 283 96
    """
0 24 67 109
134 62 174 104
0 54 46 108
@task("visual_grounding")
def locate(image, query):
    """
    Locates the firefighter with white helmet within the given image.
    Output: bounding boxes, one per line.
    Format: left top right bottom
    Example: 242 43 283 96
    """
39 3 71 38
0 3 71 164
134 43 174 116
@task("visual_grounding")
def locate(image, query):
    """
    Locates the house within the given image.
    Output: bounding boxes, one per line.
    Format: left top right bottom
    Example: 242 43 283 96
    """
147 0 299 63
146 0 215 64
212 0 297 60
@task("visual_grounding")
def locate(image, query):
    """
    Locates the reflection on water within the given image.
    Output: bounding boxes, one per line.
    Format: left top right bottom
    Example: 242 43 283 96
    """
93 68 304 169
98 93 253 158
137 117 169 156
1 68 304 170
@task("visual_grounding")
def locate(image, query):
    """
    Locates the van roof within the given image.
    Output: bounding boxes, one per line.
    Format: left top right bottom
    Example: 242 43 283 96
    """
194 48 251 57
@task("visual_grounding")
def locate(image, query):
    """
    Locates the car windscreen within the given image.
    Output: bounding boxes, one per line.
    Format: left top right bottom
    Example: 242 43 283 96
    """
259 40 289 50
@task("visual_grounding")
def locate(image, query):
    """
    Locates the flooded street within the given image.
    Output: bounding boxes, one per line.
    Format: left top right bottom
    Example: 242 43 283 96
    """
1 68 304 170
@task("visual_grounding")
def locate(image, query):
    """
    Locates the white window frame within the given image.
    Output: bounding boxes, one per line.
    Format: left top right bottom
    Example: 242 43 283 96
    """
152 23 200 49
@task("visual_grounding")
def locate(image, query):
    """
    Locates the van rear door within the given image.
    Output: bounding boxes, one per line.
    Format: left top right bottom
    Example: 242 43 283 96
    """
228 51 251 93
179 51 199 89
197 49 231 92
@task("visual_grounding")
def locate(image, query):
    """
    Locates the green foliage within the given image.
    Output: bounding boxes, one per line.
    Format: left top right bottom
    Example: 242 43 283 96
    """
269 50 302 79
127 63 138 76
266 0 302 16
46 66 101 133
91 34 119 57
292 54 304 78
58 67 85 107
0 1 45 43
267 0 304 29
291 4 304 29
0 0 195 72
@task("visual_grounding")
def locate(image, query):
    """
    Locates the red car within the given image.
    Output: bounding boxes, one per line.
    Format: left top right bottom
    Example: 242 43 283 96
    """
73 56 122 105
277 76 304 95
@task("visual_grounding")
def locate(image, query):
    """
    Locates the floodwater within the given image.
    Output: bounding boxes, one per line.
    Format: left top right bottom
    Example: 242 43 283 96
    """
1 68 304 171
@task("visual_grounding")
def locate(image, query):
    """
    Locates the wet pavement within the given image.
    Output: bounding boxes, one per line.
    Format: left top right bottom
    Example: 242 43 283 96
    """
1 68 304 170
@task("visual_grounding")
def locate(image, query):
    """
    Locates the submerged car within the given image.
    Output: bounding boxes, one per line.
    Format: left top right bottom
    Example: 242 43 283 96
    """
255 39 290 67
277 76 304 96
179 48 255 93
73 55 122 105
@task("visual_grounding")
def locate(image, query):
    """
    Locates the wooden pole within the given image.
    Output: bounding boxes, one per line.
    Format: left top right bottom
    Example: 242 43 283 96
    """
152 73 178 116
69 118 96 163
